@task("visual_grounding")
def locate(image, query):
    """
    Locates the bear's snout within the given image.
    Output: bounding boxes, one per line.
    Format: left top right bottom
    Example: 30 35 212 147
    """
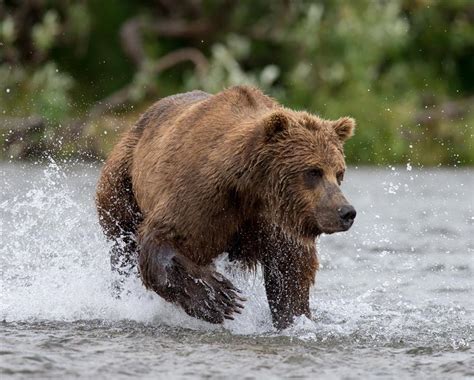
338 205 356 230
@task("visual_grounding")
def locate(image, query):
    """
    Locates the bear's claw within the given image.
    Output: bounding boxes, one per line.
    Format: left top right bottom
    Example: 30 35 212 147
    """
165 256 245 324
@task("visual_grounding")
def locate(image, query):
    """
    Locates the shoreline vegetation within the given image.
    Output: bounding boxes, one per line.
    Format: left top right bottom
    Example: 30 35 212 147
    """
1 1 473 166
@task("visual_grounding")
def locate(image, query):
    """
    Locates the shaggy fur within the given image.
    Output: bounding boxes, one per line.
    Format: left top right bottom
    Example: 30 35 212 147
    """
96 85 356 329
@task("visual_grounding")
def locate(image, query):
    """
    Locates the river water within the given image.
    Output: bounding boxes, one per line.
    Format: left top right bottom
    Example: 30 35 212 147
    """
0 162 473 379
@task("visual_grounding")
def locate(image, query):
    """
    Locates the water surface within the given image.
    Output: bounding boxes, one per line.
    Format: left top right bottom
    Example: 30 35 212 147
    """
1 162 472 379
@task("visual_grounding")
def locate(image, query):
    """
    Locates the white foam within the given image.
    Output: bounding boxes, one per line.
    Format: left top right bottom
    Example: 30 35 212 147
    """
0 161 273 332
1 163 472 345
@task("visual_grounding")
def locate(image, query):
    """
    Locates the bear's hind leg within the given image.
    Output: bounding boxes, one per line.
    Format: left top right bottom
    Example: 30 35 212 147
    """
96 142 143 295
138 233 245 323
110 233 139 295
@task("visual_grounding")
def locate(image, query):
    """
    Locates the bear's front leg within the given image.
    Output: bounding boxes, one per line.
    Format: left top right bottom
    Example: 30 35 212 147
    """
138 234 244 324
260 232 319 330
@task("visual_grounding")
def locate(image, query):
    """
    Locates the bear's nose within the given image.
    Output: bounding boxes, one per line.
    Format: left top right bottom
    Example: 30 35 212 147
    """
338 205 357 225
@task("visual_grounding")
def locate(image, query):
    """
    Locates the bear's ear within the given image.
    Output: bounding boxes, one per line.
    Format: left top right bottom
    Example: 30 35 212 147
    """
262 111 290 141
332 117 356 142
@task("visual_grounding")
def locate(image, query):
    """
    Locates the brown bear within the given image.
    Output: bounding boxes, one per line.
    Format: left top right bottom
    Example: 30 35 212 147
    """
96 85 356 329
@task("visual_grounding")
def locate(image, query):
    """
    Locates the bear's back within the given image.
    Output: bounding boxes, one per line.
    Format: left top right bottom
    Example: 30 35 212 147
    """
133 90 211 134
131 86 277 221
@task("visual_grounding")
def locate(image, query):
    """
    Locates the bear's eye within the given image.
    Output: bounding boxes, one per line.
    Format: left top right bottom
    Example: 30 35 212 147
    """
336 171 344 185
304 168 324 187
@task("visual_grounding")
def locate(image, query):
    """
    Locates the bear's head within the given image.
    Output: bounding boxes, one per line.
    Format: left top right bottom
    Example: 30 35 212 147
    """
252 109 356 239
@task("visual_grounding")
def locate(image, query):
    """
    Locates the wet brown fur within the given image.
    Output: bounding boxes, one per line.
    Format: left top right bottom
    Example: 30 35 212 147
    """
96 86 355 329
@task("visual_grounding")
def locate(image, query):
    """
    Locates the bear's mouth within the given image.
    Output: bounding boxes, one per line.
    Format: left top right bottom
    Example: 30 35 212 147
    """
300 219 322 238
318 219 354 234
302 213 354 236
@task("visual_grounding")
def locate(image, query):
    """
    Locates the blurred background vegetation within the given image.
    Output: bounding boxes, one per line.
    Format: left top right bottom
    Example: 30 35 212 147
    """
0 0 473 166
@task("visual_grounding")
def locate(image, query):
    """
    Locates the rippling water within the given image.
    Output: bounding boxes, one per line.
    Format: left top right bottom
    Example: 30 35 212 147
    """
1 161 473 379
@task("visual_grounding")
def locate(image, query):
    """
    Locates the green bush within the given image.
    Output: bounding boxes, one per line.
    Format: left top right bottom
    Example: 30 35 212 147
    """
1 0 472 164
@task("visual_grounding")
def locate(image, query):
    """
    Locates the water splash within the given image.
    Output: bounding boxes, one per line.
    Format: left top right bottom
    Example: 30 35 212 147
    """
0 161 273 331
1 163 473 349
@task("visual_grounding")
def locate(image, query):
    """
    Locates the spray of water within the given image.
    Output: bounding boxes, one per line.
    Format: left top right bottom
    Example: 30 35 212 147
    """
0 160 278 333
1 161 472 348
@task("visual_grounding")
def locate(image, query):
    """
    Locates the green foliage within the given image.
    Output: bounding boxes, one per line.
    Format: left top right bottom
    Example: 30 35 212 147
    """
0 63 73 123
30 63 74 122
0 16 15 45
187 34 281 93
1 0 473 165
32 10 60 53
